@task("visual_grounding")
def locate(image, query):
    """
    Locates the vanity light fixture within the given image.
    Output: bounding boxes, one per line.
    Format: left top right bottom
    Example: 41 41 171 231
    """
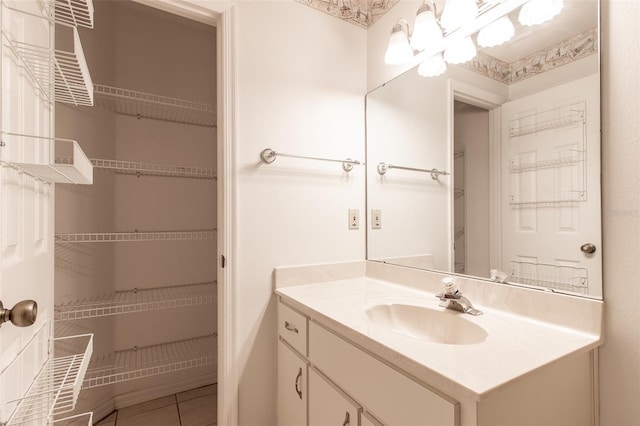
410 1 444 52
440 0 479 33
444 36 477 64
384 0 565 78
477 15 515 47
418 52 447 77
518 0 564 26
384 19 414 65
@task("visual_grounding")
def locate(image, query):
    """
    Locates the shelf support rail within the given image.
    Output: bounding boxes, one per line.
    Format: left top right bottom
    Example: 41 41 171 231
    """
260 148 361 172
377 162 450 180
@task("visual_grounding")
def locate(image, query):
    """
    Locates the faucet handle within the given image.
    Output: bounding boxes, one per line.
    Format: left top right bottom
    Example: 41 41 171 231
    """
441 276 459 296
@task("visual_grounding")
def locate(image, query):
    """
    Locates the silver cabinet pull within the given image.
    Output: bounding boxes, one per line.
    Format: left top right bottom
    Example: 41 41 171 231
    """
342 411 350 426
580 243 597 254
295 367 303 399
284 321 299 334
0 300 37 328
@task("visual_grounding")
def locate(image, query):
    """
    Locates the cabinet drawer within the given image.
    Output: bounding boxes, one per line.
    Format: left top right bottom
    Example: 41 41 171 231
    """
278 301 308 356
309 367 361 426
278 340 308 426
309 321 458 426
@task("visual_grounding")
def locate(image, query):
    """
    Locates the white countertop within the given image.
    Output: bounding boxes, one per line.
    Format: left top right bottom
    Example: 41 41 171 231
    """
276 275 603 401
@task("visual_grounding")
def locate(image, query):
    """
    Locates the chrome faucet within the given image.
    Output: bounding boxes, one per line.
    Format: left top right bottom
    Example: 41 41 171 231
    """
436 277 483 316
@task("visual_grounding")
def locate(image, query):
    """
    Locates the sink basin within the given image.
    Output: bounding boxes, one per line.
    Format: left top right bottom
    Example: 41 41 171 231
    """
365 303 488 345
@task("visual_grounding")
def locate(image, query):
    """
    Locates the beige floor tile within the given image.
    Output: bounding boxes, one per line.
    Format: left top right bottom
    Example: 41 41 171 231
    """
116 404 180 426
117 395 176 420
178 393 217 426
176 384 217 402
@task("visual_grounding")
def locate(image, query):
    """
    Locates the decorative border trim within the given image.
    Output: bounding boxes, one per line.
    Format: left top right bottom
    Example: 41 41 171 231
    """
463 27 599 84
295 0 399 28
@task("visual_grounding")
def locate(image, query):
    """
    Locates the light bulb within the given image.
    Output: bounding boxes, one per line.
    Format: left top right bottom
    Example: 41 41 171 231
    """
477 16 515 47
410 3 443 52
418 53 447 77
519 0 564 26
384 22 414 66
444 36 477 64
440 0 478 33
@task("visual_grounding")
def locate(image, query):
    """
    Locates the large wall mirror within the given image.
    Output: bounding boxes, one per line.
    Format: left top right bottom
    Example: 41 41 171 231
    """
366 0 601 299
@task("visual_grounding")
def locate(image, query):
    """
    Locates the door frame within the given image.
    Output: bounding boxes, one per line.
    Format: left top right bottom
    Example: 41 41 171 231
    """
132 2 238 425
447 80 507 275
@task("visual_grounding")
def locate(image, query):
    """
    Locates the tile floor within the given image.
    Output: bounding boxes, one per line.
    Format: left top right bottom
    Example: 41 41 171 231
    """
95 384 217 426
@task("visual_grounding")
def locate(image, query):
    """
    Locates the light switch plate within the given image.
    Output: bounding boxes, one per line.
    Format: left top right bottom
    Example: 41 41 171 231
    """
349 209 359 230
372 209 381 229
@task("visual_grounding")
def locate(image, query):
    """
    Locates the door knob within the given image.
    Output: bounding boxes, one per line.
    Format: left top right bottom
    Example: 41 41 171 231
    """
0 300 38 328
580 243 597 254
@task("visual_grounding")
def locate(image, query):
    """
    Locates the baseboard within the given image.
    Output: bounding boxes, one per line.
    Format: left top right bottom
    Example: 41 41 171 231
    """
91 398 117 425
113 372 218 410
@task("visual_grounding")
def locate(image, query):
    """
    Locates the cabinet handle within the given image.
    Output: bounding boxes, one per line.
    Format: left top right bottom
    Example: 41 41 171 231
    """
295 367 303 399
342 411 350 426
284 321 299 334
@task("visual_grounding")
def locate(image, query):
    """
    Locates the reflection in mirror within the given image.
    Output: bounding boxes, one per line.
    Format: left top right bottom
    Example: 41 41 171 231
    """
366 0 601 298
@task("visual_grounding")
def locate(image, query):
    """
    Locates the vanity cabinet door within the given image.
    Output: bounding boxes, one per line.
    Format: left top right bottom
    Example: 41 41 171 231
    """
278 339 308 426
309 367 361 426
309 321 458 426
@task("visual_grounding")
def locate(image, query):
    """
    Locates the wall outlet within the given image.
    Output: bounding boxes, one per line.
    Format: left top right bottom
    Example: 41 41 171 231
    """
348 209 359 230
371 209 381 229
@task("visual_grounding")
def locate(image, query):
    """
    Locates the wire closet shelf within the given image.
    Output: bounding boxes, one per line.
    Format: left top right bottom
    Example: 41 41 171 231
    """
90 158 216 180
83 334 216 389
55 229 216 243
0 133 93 184
509 261 588 294
1 25 93 106
0 334 93 426
93 84 216 128
50 0 95 28
55 281 217 321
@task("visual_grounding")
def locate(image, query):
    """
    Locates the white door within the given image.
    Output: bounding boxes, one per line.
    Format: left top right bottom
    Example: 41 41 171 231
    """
0 0 55 423
501 74 601 297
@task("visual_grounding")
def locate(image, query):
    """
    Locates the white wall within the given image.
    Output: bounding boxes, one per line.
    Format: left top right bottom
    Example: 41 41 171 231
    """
233 3 367 424
599 0 640 424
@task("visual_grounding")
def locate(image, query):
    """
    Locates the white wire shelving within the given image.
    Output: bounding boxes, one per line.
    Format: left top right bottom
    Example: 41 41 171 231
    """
55 281 216 321
1 334 93 426
90 158 216 180
508 102 585 138
83 334 216 389
55 229 216 243
2 27 93 106
52 0 95 29
509 261 588 293
0 133 93 184
93 84 216 128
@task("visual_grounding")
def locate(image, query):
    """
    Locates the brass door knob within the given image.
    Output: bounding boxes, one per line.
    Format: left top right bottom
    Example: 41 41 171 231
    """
0 300 38 328
580 243 597 254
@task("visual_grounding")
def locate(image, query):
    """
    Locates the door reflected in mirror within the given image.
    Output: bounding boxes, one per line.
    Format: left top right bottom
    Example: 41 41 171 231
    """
366 0 601 299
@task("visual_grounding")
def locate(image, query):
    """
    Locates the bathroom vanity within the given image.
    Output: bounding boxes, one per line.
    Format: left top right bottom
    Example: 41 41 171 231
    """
275 261 603 426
